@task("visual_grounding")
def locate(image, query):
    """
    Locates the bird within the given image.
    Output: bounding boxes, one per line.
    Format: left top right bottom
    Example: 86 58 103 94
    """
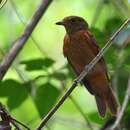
56 16 118 117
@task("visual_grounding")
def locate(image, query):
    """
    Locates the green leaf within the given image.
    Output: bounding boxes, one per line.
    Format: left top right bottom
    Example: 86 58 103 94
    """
0 79 28 110
34 82 60 117
20 58 55 71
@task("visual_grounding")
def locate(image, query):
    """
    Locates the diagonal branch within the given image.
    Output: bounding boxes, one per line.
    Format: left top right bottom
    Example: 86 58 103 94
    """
0 103 31 130
0 0 7 9
0 0 52 80
36 18 130 130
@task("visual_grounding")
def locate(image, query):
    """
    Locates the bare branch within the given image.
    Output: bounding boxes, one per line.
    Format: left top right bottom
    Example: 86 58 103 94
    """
36 18 130 130
10 120 22 130
0 0 7 9
11 118 30 130
0 0 52 80
0 103 30 130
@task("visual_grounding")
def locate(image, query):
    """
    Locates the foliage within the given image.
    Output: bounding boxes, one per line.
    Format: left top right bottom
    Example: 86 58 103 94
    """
0 0 130 130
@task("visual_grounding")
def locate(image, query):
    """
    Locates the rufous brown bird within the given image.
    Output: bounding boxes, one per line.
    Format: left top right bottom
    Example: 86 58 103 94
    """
56 16 118 117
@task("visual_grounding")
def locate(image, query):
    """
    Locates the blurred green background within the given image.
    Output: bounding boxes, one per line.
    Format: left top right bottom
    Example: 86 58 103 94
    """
0 0 130 129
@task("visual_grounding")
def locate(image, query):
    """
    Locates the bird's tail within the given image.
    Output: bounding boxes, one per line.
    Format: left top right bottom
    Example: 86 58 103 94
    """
95 87 118 117
105 87 118 116
95 95 106 117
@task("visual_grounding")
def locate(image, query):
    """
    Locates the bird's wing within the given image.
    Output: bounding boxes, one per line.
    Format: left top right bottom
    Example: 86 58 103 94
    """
83 30 109 81
67 56 94 94
67 57 80 76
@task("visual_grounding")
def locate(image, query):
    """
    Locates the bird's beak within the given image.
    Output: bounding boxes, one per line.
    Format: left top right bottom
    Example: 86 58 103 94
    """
56 21 64 26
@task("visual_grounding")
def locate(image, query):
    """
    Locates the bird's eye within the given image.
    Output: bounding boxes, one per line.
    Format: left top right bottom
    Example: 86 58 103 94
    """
71 19 76 23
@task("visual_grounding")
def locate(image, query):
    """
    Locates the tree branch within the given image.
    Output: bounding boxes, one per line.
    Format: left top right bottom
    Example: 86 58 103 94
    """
0 0 7 9
0 0 52 80
36 18 130 130
0 103 30 130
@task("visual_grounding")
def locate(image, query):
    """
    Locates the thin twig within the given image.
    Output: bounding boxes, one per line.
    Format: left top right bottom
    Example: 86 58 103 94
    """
108 76 130 130
0 0 7 9
0 103 30 130
11 118 30 130
36 18 130 130
0 0 52 80
10 120 22 130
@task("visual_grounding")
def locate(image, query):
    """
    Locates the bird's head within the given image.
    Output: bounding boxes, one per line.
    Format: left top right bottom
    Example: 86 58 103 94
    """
56 16 88 34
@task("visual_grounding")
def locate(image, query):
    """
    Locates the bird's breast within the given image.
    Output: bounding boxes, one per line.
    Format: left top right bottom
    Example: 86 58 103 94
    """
64 32 95 66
